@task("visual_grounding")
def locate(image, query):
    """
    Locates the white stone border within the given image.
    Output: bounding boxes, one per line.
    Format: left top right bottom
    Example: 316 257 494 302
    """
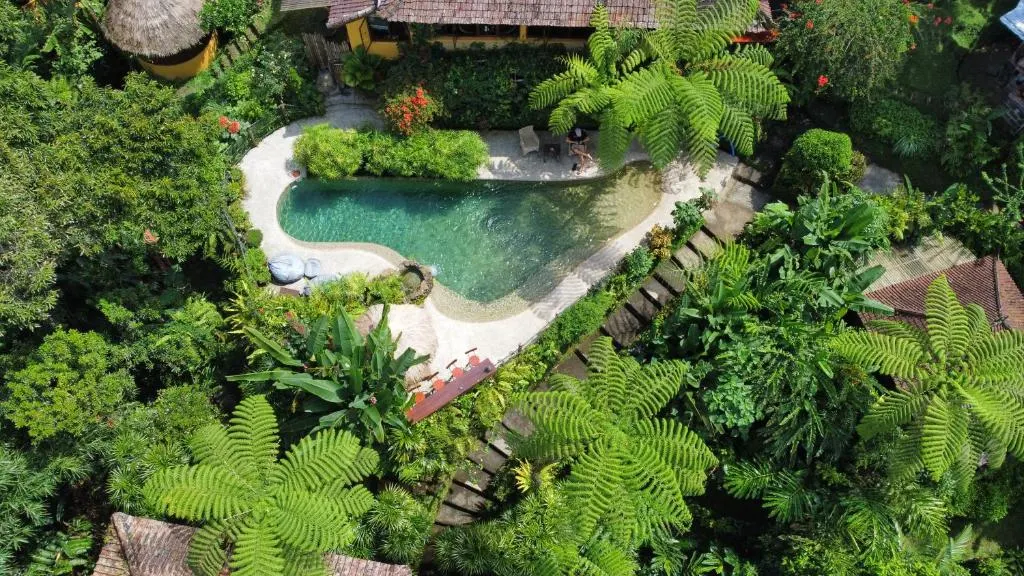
239 105 737 370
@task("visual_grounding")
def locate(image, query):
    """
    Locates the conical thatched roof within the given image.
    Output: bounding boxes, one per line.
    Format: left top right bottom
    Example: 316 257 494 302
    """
102 0 207 58
356 304 438 387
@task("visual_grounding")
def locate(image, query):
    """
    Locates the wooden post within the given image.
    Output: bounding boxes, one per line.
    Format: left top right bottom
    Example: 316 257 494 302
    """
519 24 527 41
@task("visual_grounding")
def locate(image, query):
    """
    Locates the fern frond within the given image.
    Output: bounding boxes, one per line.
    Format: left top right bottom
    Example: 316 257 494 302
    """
231 515 286 576
563 443 632 538
832 331 926 380
624 360 688 420
732 43 774 68
144 466 252 521
919 392 969 480
924 274 970 361
866 319 931 351
269 490 354 551
597 103 633 170
228 396 280 488
697 55 789 120
515 391 605 452
718 103 755 156
763 470 817 523
187 521 230 576
578 540 637 576
634 418 717 494
723 460 775 499
282 547 328 576
276 428 377 492
628 441 692 527
691 0 759 56
959 382 1024 458
857 387 928 439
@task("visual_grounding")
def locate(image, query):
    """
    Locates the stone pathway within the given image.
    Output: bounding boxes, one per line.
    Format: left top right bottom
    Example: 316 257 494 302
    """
431 166 768 528
240 101 738 384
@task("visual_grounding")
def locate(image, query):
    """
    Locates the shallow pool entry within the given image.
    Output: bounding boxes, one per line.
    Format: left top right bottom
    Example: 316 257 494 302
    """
278 165 661 303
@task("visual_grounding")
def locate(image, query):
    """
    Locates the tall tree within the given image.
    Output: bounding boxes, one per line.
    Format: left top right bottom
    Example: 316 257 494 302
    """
833 275 1024 481
530 1 789 174
143 395 379 576
516 337 717 541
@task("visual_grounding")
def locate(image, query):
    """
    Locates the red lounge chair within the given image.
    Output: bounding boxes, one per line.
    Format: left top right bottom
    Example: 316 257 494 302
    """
469 355 481 367
451 367 465 378
434 379 445 391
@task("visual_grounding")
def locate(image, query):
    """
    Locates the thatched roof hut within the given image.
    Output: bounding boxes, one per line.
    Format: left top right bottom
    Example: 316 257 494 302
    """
102 0 208 58
356 304 438 388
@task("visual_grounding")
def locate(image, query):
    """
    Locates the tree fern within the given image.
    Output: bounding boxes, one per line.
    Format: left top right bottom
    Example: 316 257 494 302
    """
832 275 1024 480
515 337 716 541
144 395 378 576
530 0 788 175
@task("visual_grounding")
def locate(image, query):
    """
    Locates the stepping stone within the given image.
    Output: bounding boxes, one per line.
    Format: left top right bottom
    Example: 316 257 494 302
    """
672 246 702 270
689 229 721 260
575 332 600 360
703 201 755 240
453 467 493 492
626 290 658 322
554 353 589 380
602 307 644 347
655 260 687 294
502 409 534 436
641 276 673 306
226 44 241 61
435 503 475 526
467 444 507 475
486 433 512 457
446 484 489 513
244 26 259 43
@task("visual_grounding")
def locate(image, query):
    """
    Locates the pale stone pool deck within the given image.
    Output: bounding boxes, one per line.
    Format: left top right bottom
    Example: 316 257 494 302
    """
240 102 737 372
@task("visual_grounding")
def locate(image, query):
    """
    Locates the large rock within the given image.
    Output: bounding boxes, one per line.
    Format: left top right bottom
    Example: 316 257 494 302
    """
304 258 322 279
268 253 305 284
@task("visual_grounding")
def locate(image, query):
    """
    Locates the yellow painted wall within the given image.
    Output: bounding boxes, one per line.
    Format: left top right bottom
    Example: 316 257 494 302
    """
344 18 586 59
140 33 218 80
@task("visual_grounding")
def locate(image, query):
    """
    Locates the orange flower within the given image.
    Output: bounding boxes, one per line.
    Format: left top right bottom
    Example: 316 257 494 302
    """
909 13 919 23
218 116 229 127
806 19 814 29
227 121 241 134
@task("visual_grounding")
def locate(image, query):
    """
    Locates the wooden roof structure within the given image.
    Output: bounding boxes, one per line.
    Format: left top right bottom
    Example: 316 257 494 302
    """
92 513 413 576
102 0 207 58
857 256 1024 331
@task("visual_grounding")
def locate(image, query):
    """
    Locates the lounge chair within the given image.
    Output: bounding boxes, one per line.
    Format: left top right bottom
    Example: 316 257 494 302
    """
519 125 540 156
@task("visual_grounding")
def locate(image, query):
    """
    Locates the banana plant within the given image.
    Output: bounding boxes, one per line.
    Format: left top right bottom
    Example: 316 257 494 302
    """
228 305 428 443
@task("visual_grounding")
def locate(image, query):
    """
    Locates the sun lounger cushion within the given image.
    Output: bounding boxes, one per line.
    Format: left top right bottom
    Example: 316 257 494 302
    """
268 253 305 284
304 258 322 278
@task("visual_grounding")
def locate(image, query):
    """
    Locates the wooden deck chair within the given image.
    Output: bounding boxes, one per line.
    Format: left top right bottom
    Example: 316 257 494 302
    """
519 125 540 156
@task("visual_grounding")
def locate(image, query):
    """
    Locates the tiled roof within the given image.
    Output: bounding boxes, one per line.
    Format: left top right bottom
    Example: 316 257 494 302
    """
376 0 656 27
858 256 1024 331
91 513 413 576
326 0 377 22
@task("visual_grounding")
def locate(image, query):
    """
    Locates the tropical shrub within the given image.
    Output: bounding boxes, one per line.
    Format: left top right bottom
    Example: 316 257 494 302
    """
144 395 379 576
647 224 674 261
929 185 1024 286
382 43 566 130
294 124 363 179
775 129 856 194
832 275 1024 481
382 86 442 135
359 129 488 180
228 305 428 443
872 179 935 243
24 517 93 576
341 46 383 91
705 376 760 435
516 337 717 539
2 328 134 442
983 143 1024 223
775 0 914 101
543 291 615 351
199 0 260 34
851 98 940 159
530 3 788 174
672 199 705 243
941 88 999 177
350 486 431 565
623 246 655 284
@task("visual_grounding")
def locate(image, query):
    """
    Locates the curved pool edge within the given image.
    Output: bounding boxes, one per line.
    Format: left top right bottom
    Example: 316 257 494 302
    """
239 107 738 377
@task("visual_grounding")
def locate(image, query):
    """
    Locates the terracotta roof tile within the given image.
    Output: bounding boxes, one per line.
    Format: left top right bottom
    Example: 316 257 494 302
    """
91 513 413 576
375 0 657 27
859 256 1024 331
326 0 377 24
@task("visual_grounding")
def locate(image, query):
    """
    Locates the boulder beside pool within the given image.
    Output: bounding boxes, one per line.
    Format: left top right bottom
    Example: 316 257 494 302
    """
304 258 322 279
268 253 305 284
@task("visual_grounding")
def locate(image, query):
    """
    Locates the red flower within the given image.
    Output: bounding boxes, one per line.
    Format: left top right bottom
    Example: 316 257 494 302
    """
806 19 814 29
814 0 821 4
218 115 229 127
902 0 909 4
227 121 241 134
909 14 919 23
415 87 424 98
933 15 941 24
944 15 952 23
926 2 934 7
817 75 829 88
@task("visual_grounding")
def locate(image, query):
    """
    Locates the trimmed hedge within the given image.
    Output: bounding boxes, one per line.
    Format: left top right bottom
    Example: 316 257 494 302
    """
295 124 488 181
775 129 861 195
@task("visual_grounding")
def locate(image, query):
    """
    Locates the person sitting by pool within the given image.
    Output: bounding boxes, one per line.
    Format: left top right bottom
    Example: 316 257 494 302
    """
567 127 590 172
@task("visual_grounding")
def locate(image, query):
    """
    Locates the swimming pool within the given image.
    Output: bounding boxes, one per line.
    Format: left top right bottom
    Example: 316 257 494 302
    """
277 165 661 304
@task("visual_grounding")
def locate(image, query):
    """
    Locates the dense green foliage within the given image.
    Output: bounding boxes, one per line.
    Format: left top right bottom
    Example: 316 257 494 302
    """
530 2 789 173
296 124 488 181
382 42 566 130
776 0 914 101
144 395 380 576
851 97 940 159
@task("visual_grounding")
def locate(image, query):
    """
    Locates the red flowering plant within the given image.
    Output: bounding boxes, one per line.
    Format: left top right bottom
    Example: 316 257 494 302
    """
216 115 246 142
382 86 443 136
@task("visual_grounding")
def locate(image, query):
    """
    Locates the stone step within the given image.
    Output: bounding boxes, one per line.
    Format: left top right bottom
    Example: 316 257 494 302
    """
554 353 589 379
486 433 512 457
654 260 687 294
435 503 475 526
226 44 242 62
453 467 493 493
244 25 259 44
703 200 756 240
672 245 702 270
640 276 673 307
445 484 489 514
574 332 600 361
626 290 658 322
601 307 644 348
467 444 508 475
689 229 721 260
501 409 534 437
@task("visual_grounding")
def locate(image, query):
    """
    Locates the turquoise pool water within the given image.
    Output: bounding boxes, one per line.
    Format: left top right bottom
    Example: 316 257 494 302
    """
278 165 661 303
